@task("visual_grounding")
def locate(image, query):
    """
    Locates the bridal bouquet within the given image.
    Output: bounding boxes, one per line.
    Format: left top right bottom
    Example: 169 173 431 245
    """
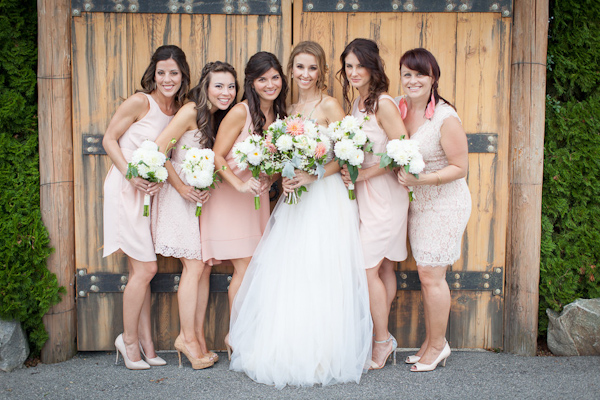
264 115 331 204
126 140 169 216
378 137 425 201
326 115 372 200
180 147 223 216
233 133 271 210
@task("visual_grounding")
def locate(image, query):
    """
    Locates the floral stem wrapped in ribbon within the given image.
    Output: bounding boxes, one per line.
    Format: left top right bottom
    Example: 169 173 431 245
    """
232 132 271 210
264 114 331 205
126 140 171 216
325 115 372 200
180 146 224 216
377 136 425 201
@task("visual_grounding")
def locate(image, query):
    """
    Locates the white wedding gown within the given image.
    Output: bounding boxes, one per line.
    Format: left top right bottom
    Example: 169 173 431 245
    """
229 171 372 389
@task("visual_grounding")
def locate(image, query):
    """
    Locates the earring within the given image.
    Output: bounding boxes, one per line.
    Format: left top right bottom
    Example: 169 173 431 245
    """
425 92 436 119
398 97 408 120
207 101 213 111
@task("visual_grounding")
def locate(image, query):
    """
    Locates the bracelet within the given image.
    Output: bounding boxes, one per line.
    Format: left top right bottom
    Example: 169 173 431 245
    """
434 171 442 186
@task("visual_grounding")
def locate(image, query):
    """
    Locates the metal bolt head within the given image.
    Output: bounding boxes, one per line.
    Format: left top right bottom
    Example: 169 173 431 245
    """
72 8 81 16
129 4 138 12
494 267 502 274
120 275 128 283
493 289 501 295
352 3 359 10
174 275 180 283
174 284 179 291
392 4 398 10
240 5 248 13
78 269 86 276
483 282 490 289
491 3 499 11
405 3 414 12
487 145 496 153
120 285 126 291
483 273 490 279
307 2 314 10
225 5 233 13
502 9 510 17
270 6 277 13
453 282 461 289
84 3 92 11
400 283 407 289
116 4 124 12
78 290 86 297
488 135 497 143
459 3 468 11
185 5 192 12
336 2 344 10
170 4 178 12
454 273 460 279
400 273 407 280
446 4 454 11
90 275 98 283
227 275 233 282
90 285 99 292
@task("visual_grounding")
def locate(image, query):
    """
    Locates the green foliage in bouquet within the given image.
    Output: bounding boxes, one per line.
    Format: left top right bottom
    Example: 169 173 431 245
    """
540 0 600 334
0 0 63 354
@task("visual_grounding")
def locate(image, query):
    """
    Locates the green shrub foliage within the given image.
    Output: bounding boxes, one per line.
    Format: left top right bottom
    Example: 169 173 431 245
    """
0 0 63 354
540 0 600 334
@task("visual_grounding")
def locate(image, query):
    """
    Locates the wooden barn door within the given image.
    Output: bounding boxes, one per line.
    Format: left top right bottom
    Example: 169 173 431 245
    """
71 1 291 351
293 1 511 349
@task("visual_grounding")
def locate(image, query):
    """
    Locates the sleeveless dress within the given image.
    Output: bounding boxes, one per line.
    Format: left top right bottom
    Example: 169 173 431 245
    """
352 95 409 269
103 93 173 262
200 102 270 265
402 99 472 267
151 129 204 260
229 144 372 389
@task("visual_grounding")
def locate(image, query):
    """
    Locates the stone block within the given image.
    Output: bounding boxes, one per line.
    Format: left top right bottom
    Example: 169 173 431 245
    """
547 298 600 356
0 319 30 372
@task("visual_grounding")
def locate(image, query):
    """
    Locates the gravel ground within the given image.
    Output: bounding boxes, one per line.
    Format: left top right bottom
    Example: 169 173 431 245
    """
1 350 599 399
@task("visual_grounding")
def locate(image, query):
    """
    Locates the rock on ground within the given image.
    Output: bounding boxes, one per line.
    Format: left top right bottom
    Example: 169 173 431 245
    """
0 319 30 372
547 298 600 356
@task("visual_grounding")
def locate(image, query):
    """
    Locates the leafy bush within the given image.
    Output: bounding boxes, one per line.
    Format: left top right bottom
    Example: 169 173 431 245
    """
540 0 600 334
0 0 63 355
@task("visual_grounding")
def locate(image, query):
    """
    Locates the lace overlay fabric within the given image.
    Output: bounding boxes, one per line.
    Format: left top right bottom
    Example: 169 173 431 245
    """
151 132 203 260
408 103 471 267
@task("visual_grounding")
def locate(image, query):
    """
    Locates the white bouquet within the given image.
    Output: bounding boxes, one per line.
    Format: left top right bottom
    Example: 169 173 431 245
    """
232 133 270 210
180 147 222 216
325 115 371 200
126 140 169 216
378 137 425 201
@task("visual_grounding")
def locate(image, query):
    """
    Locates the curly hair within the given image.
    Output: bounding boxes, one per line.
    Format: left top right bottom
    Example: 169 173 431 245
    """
287 41 328 91
399 47 455 110
187 61 239 149
241 52 288 134
139 45 191 109
336 38 389 114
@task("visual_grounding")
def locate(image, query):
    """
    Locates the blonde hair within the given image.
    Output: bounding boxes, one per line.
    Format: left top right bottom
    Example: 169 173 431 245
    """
287 41 328 91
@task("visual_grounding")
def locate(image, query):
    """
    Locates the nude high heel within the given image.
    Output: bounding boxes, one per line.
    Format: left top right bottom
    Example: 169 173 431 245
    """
411 341 451 372
139 342 167 366
174 336 214 370
224 334 232 361
114 334 150 370
369 334 397 370
405 355 421 364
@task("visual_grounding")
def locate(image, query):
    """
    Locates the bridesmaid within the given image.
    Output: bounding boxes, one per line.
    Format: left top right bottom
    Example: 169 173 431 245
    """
152 61 239 369
200 51 288 354
338 38 410 369
102 45 190 369
396 48 471 372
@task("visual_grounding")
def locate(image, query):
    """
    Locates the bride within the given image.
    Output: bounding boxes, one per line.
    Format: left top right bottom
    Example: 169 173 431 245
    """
228 41 372 388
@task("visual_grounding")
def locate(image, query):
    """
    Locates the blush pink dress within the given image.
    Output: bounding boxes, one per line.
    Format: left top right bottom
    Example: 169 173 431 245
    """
200 102 269 265
151 129 203 260
103 93 173 262
352 95 409 269
403 100 472 267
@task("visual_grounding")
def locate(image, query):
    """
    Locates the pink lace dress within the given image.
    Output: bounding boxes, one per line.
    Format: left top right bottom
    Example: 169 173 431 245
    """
200 102 269 265
151 129 203 260
103 93 173 262
352 95 409 269
407 101 472 267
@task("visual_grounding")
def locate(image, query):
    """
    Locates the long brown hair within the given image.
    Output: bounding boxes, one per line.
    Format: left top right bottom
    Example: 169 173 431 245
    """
287 41 328 91
139 45 191 109
337 38 389 114
241 52 288 134
399 48 455 110
187 61 239 149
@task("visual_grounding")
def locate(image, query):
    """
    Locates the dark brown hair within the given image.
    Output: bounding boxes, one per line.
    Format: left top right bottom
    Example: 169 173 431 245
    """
241 52 288 134
399 48 455 110
287 41 328 91
139 45 191 109
337 38 389 114
188 61 239 149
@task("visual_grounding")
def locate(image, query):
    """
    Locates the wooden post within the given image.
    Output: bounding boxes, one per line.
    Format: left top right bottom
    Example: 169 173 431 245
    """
505 0 549 355
38 0 77 363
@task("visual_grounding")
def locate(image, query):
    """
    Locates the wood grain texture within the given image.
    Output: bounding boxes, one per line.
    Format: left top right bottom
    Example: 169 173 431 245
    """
504 0 548 356
38 0 77 363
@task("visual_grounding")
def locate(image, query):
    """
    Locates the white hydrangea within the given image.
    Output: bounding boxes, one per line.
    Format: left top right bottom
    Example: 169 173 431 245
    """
275 134 294 151
408 154 425 174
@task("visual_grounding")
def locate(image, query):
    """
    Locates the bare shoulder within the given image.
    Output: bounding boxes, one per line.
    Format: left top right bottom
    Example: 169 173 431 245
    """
376 94 400 116
225 102 248 120
320 95 345 122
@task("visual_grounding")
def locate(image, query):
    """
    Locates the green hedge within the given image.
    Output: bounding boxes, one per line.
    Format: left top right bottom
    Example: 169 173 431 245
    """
0 0 63 355
540 0 600 334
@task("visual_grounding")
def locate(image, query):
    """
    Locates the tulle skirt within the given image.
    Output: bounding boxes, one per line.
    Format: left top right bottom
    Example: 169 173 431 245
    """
229 173 372 389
